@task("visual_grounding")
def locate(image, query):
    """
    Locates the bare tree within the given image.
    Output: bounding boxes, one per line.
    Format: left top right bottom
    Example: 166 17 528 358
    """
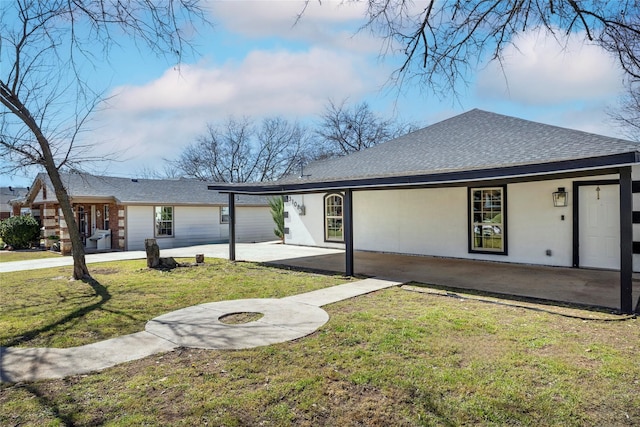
314 99 417 156
610 83 640 140
172 116 309 183
0 0 208 279
357 1 640 98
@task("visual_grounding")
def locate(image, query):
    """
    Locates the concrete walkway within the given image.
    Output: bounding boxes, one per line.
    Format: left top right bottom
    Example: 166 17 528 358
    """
0 278 400 383
0 242 343 273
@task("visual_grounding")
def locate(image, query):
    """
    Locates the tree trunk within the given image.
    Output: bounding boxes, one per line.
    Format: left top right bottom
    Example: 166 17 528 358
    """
36 137 90 280
2 82 91 280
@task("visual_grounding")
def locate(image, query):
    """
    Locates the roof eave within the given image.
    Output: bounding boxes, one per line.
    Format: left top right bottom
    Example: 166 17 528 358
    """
208 152 640 195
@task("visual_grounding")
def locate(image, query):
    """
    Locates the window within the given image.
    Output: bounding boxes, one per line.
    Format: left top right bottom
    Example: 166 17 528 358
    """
469 186 506 254
103 204 110 230
220 206 229 224
155 206 174 237
324 193 344 242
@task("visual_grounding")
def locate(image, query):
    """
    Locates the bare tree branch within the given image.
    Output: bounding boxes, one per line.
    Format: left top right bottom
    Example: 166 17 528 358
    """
0 0 210 279
314 98 417 156
351 0 639 101
171 116 309 183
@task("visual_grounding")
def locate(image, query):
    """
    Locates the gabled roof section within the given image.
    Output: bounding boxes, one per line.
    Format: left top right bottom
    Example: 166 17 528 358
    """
28 172 268 206
209 109 640 194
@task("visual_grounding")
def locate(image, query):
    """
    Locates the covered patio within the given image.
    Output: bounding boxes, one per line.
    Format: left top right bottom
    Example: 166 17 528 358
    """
263 249 640 312
209 110 639 314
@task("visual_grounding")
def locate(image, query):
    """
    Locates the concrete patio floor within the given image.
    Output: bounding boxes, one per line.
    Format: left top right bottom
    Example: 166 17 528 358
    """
262 249 640 313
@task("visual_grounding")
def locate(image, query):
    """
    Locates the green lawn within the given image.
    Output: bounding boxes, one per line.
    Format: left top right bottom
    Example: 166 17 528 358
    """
1 259 639 426
0 249 61 262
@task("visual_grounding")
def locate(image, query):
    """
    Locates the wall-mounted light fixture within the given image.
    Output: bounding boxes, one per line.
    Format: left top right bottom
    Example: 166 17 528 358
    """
552 187 568 207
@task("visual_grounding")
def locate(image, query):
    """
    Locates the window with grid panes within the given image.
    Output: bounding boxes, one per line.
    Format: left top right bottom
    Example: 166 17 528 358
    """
155 206 174 237
470 187 505 253
324 193 344 242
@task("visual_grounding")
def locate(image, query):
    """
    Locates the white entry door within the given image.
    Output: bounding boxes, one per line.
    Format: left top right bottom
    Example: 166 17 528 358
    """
579 184 620 269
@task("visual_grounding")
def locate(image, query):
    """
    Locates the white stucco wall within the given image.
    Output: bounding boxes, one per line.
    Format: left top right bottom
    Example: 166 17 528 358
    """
125 205 272 250
285 170 638 270
351 187 468 257
285 194 345 249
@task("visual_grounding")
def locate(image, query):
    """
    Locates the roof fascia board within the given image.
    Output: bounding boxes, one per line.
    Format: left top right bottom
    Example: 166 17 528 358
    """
208 153 638 195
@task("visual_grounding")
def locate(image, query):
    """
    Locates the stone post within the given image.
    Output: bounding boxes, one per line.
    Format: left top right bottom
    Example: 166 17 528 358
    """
145 238 160 268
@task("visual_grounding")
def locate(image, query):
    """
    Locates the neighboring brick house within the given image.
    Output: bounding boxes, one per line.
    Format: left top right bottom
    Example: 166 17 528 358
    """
0 186 29 220
24 172 274 255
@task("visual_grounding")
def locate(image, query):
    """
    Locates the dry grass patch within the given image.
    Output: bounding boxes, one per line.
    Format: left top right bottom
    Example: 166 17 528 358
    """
219 312 264 324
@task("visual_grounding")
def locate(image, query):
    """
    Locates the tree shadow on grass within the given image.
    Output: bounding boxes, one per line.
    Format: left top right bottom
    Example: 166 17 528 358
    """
3 277 111 348
17 383 77 426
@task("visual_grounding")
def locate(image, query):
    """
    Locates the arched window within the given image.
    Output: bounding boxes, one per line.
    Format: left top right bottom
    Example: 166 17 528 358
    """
324 193 344 242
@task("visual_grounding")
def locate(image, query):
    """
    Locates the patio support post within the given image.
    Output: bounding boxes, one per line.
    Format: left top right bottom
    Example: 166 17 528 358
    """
619 167 633 314
228 192 236 262
344 188 354 277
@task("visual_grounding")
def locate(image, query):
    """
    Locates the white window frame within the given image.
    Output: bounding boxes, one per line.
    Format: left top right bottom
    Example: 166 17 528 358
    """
155 206 174 237
324 193 344 242
220 206 229 224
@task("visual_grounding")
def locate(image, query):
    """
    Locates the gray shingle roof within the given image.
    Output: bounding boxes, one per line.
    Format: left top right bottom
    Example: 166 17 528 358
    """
1 187 29 207
278 109 640 184
32 173 268 206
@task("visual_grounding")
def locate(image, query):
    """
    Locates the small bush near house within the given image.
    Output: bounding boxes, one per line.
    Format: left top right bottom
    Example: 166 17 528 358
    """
0 215 40 249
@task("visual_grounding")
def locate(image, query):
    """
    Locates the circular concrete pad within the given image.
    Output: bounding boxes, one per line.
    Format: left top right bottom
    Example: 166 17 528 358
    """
145 298 329 350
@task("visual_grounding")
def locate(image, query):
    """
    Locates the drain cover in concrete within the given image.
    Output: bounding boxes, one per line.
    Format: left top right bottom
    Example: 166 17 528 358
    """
145 298 329 350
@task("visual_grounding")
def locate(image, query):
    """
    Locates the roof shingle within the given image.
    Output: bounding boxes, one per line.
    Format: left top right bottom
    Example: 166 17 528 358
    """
32 173 268 206
278 109 640 184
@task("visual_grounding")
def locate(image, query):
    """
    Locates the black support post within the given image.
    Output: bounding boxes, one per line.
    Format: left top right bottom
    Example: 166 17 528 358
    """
344 188 354 277
619 167 633 314
228 192 236 262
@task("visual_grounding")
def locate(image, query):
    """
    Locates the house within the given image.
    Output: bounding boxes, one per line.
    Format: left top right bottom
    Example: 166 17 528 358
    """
24 172 275 254
0 187 29 219
208 109 640 313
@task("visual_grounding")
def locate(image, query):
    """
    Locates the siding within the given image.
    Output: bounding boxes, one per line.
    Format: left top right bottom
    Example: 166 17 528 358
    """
126 205 272 250
236 206 276 243
126 206 154 250
172 206 227 248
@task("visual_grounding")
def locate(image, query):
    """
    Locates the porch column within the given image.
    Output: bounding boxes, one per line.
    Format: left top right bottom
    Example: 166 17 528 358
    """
344 188 354 277
619 167 633 313
228 192 236 262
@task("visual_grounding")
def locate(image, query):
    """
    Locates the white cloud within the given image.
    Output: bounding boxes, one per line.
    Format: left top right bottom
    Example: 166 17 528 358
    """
109 47 377 115
206 1 381 54
476 29 623 105
86 46 389 177
207 1 366 34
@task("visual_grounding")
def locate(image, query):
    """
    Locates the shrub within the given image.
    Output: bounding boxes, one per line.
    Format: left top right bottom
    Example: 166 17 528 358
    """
0 215 41 249
268 196 285 242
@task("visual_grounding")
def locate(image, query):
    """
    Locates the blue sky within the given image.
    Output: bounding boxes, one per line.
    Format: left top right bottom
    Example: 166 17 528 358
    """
1 1 628 187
